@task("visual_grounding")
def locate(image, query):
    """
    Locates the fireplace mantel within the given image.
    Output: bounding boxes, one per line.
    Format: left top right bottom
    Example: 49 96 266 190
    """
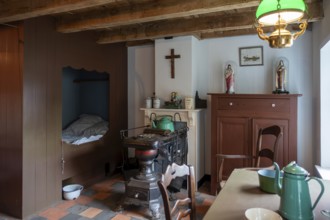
140 108 205 186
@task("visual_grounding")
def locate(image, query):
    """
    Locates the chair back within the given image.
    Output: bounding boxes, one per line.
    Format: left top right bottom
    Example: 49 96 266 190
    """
255 125 282 167
216 125 283 194
158 163 196 220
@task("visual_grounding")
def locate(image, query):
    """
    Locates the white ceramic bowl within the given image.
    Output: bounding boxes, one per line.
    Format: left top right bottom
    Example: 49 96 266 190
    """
62 184 83 200
245 208 282 220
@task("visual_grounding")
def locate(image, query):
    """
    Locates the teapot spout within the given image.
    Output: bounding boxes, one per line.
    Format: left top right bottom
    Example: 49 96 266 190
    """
274 162 282 196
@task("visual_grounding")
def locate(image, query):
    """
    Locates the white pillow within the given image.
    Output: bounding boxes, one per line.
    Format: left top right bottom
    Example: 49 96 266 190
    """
64 114 103 136
83 121 109 137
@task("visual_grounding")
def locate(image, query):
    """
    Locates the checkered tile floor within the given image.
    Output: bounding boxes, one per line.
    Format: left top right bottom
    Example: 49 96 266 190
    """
0 175 214 220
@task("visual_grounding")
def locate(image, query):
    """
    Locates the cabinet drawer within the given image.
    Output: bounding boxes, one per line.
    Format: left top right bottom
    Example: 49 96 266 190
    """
217 98 290 113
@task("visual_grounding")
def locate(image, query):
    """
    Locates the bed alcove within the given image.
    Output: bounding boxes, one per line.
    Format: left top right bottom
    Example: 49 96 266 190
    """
61 66 111 187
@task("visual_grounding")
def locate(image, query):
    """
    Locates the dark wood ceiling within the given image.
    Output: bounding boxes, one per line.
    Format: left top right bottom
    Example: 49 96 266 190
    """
0 0 324 45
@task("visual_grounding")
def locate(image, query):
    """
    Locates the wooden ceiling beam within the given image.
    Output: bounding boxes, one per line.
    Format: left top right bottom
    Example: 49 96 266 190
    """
0 0 323 42
97 11 255 44
56 0 260 33
200 28 258 39
0 0 118 23
307 1 324 22
125 39 154 47
97 1 323 44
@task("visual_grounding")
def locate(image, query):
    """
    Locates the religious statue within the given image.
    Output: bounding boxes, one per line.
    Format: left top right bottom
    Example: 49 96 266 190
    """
225 64 235 94
274 60 288 94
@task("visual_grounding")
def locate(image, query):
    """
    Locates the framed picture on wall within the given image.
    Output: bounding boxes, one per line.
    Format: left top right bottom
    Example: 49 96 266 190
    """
239 46 263 66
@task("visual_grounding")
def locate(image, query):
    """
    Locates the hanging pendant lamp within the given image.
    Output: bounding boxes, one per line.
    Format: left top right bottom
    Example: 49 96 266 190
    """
255 0 308 48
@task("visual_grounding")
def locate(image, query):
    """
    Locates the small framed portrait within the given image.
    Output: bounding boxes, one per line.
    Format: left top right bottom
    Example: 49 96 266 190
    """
239 46 263 66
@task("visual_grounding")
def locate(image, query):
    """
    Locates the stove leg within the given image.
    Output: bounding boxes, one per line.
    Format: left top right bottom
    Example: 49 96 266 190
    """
114 194 127 213
114 203 124 213
150 202 160 219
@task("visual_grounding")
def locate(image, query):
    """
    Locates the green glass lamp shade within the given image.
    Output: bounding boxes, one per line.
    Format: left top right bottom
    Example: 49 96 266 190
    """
256 0 306 25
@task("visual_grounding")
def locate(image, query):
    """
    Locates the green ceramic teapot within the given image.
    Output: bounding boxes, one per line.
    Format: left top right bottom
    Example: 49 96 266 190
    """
274 161 324 220
151 115 174 132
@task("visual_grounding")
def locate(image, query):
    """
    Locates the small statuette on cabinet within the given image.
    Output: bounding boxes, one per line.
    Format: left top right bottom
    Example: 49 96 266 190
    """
273 58 289 94
224 64 235 94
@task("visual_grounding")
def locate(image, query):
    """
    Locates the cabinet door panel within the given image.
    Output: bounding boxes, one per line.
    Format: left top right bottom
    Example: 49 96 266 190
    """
252 118 289 168
217 117 250 179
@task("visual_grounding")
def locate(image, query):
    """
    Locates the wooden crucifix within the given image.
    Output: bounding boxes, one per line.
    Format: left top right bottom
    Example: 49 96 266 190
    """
165 49 181 78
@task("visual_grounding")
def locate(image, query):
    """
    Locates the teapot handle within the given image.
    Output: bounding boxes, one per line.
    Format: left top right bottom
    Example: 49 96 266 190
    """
307 177 325 210
150 113 157 122
149 113 157 128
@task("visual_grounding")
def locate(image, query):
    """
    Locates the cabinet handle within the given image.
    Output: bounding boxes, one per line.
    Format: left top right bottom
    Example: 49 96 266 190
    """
272 103 276 107
229 102 233 106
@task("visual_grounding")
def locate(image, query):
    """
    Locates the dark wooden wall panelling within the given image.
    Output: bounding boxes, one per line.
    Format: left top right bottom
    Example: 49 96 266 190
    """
23 17 61 216
107 43 128 174
0 23 23 217
0 17 127 218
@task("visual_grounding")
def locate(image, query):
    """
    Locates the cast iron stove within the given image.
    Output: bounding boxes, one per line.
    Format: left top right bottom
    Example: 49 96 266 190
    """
120 125 188 219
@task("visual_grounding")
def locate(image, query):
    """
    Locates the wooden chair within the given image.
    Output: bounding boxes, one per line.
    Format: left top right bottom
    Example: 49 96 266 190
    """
158 163 196 220
216 125 282 193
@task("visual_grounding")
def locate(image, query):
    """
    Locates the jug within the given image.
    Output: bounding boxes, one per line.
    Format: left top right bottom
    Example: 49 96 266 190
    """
151 115 174 132
274 161 324 220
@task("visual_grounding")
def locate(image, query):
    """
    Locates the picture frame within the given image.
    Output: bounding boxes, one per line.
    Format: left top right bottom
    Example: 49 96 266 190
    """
239 46 263 66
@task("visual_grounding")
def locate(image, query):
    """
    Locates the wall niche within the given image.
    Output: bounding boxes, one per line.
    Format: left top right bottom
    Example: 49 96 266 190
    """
62 66 109 129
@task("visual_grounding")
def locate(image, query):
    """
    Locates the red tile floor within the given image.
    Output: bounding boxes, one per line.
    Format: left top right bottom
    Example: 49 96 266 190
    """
0 175 214 220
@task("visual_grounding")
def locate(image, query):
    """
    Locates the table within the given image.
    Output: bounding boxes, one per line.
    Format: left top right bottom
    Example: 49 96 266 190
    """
203 169 330 220
315 165 330 180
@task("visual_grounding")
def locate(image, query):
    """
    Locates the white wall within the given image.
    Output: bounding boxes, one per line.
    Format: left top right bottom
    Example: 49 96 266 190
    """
154 36 209 104
155 37 194 104
128 45 155 135
128 28 318 174
320 43 330 167
313 1 330 167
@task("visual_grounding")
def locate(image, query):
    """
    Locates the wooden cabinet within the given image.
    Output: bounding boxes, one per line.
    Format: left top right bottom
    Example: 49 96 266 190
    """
208 94 300 195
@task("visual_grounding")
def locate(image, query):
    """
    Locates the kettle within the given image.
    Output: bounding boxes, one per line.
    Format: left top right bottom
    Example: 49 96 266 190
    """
151 115 174 132
274 161 324 220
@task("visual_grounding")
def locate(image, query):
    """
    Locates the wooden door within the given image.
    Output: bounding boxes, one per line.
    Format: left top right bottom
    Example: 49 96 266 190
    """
216 117 250 179
252 118 289 168
0 23 23 218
